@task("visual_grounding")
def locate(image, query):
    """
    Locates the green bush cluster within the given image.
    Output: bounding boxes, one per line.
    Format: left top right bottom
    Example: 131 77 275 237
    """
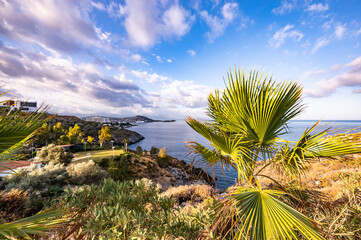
1 161 109 193
37 144 73 165
108 154 131 181
98 157 110 167
150 146 159 154
0 164 68 192
50 178 214 239
66 160 108 185
136 146 143 154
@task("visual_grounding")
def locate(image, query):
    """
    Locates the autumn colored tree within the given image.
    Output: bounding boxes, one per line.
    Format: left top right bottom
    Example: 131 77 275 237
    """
52 122 65 141
66 124 83 144
87 136 94 144
98 126 112 147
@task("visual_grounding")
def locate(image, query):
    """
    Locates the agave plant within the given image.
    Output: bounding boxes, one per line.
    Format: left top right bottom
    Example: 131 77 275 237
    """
186 69 361 239
0 93 65 239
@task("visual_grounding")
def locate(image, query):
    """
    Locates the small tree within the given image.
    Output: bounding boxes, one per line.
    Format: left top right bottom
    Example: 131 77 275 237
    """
98 126 112 147
87 136 94 144
135 146 143 154
52 122 65 142
122 137 130 152
37 144 73 165
66 124 83 144
150 146 159 155
33 123 52 147
158 147 167 158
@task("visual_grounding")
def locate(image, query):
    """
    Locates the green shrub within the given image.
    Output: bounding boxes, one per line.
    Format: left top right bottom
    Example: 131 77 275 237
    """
37 144 73 165
136 146 143 154
108 156 130 181
98 158 109 167
49 178 212 239
150 146 159 155
1 164 68 192
156 156 171 168
66 161 109 185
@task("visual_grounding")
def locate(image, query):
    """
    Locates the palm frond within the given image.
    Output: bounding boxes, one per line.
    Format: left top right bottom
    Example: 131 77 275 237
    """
0 210 65 239
276 121 361 177
185 117 252 180
0 104 50 161
186 140 233 167
217 70 305 148
229 187 324 240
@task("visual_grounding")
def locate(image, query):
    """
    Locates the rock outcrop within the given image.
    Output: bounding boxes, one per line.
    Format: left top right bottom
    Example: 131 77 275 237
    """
127 153 213 191
110 128 144 145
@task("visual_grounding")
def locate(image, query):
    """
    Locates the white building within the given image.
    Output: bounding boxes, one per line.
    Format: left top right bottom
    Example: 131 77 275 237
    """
85 116 110 123
2 100 38 112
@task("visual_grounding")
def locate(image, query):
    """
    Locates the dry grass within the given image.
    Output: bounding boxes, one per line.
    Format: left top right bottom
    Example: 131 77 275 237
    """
0 189 30 223
255 153 361 201
162 184 214 206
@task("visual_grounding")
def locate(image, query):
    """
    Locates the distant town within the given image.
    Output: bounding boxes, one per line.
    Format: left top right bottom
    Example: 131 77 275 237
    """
2 99 176 124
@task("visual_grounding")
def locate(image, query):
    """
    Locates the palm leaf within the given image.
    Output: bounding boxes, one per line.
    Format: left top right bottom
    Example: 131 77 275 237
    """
0 211 65 239
186 140 233 167
230 187 324 240
217 70 304 148
185 117 252 180
0 104 50 161
0 96 63 238
276 121 361 177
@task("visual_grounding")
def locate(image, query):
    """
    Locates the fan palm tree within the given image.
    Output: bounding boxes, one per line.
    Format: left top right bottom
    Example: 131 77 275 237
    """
186 69 361 239
0 94 65 239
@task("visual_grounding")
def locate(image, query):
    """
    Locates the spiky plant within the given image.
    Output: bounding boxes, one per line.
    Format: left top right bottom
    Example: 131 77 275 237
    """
0 92 65 239
186 69 361 239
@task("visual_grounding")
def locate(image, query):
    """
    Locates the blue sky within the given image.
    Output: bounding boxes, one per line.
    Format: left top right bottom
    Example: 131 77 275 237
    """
0 0 360 120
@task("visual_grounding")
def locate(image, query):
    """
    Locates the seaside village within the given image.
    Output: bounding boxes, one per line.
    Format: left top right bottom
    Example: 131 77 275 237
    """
1 1 361 239
1 77 361 240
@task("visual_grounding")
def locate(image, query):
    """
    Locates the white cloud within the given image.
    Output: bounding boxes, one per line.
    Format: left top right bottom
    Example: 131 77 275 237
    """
0 43 150 116
222 2 238 22
0 0 105 54
269 24 303 48
91 1 105 11
0 41 212 119
131 54 142 62
122 0 193 47
272 0 296 15
305 56 361 97
334 25 347 39
131 70 169 83
157 80 213 108
152 54 164 63
311 38 329 53
106 2 126 18
166 59 172 63
305 3 329 12
187 49 196 56
200 3 240 42
162 4 192 38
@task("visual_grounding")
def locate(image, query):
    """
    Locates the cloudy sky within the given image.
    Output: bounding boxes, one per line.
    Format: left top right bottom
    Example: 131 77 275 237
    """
0 0 360 120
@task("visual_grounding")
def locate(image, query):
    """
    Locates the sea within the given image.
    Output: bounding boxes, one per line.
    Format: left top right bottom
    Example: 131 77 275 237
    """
129 120 361 190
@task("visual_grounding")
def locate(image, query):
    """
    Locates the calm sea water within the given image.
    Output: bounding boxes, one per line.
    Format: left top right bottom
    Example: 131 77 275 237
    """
129 120 361 190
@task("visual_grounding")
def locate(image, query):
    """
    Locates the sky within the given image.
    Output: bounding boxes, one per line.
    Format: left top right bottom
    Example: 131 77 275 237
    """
0 0 361 120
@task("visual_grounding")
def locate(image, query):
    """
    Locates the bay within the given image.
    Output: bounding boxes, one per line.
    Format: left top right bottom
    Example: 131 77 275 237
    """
129 120 361 190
